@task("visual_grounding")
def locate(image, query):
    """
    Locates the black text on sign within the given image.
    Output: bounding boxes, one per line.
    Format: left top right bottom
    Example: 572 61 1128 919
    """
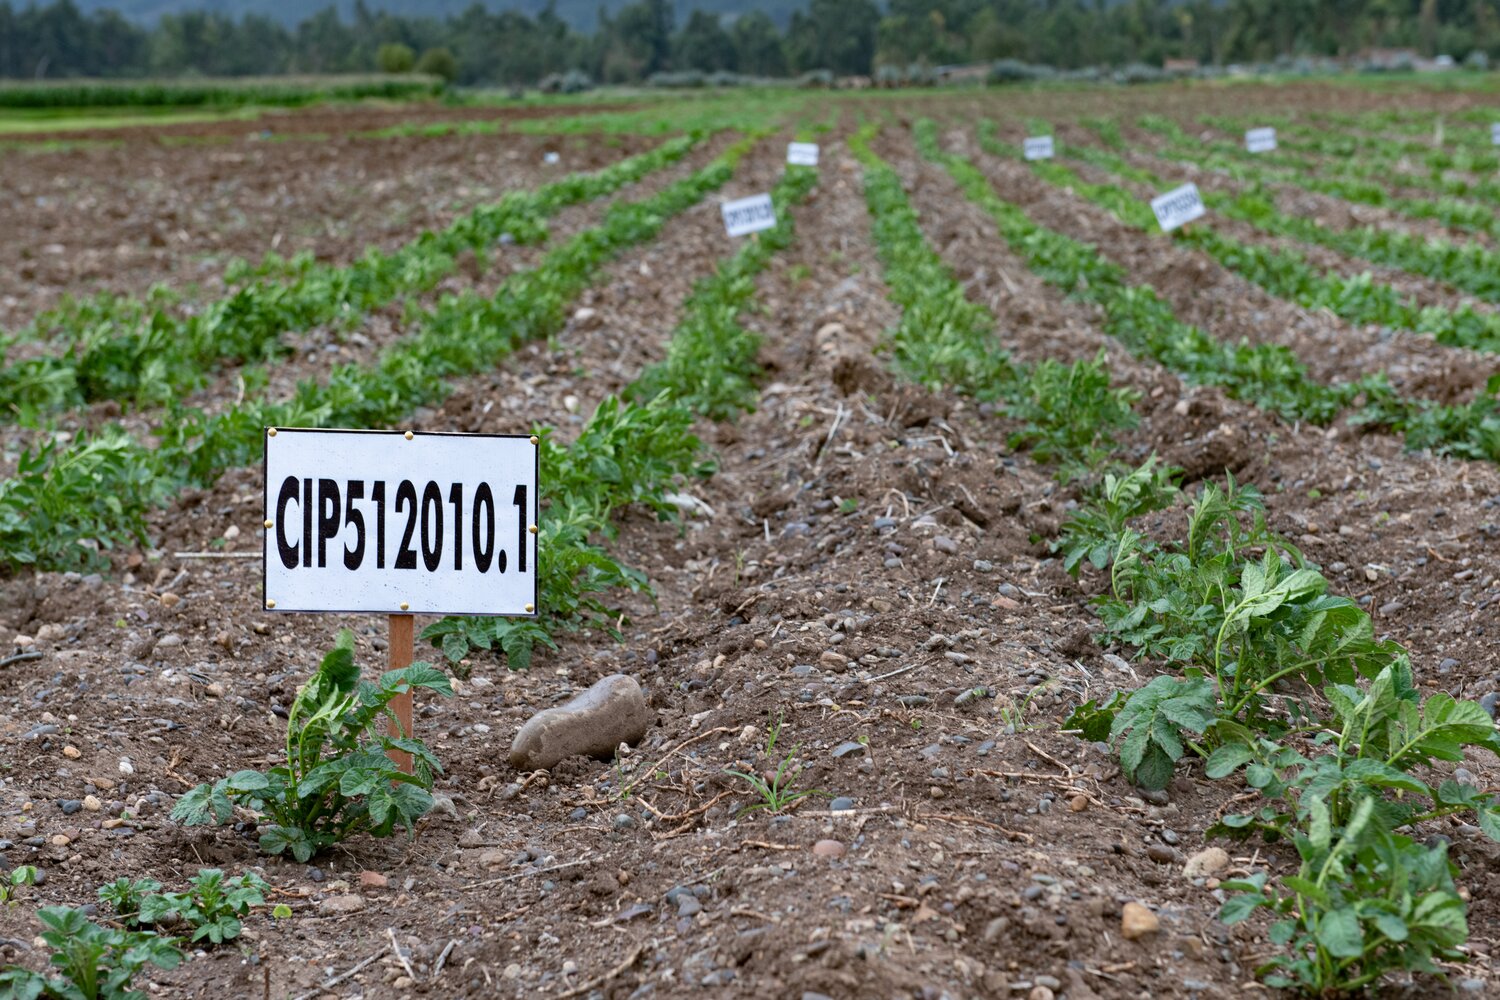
263 428 538 615
721 193 777 237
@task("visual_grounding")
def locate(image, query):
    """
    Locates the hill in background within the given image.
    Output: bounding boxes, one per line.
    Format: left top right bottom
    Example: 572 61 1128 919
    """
69 0 809 31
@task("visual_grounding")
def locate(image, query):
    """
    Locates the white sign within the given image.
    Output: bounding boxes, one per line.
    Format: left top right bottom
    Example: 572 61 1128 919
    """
721 194 776 237
787 142 820 166
544 151 560 164
1023 135 1055 161
1245 127 1277 153
264 428 538 616
1491 123 1500 146
1150 183 1206 232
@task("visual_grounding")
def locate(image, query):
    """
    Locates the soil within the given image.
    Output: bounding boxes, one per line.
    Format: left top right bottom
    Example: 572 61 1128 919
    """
0 90 1498 1000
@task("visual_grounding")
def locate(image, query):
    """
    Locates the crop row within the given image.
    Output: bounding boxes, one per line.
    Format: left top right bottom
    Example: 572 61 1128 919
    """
0 74 443 109
426 152 822 667
1123 117 1500 305
1194 114 1500 238
0 133 703 420
0 135 759 573
932 122 1500 462
1053 122 1500 355
871 124 1500 996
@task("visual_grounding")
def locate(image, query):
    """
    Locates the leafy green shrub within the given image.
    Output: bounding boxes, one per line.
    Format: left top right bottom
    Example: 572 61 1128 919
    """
0 907 181 1000
100 870 269 945
171 631 450 862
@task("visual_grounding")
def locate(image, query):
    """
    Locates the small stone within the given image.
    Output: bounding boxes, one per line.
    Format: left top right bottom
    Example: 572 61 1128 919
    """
828 797 856 812
812 839 846 859
1482 693 1499 718
61 746 81 760
1455 767 1476 788
11 634 35 649
1146 844 1177 865
58 800 82 815
933 537 959 555
1378 600 1403 616
991 596 1020 610
359 871 389 889
503 962 522 979
677 895 702 917
393 976 414 989
1121 901 1159 940
509 674 654 771
82 795 101 812
613 813 637 832
1069 795 1088 812
155 634 183 650
819 651 849 671
50 833 71 846
1183 847 1229 880
317 895 365 916
1439 658 1460 673
35 623 64 642
223 525 241 541
831 741 866 759
159 593 181 609
1029 988 1054 1000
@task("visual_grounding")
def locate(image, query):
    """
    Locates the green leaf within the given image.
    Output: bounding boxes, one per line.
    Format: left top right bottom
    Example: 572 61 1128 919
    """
1314 907 1364 959
1218 891 1265 924
1205 743 1253 779
259 825 315 863
1371 911 1409 943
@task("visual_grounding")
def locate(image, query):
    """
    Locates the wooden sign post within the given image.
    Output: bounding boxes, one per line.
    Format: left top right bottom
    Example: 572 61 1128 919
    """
388 613 415 772
263 427 540 775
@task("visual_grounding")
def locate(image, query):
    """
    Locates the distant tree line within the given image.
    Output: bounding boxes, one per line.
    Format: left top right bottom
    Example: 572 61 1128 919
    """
2 0 1498 85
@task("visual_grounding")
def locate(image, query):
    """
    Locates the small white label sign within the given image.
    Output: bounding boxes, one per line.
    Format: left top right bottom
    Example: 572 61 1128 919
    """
1023 135 1055 161
543 151 560 164
264 428 538 616
1150 183 1206 232
1491 123 1500 146
721 193 776 237
1245 127 1277 153
787 142 820 166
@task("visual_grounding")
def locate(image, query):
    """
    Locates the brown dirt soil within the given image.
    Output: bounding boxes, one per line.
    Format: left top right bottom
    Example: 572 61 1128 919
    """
0 92 1498 1000
1 122 655 329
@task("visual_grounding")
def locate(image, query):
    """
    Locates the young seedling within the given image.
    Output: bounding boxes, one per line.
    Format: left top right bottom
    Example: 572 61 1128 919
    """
0 907 182 1000
724 714 826 816
0 866 37 905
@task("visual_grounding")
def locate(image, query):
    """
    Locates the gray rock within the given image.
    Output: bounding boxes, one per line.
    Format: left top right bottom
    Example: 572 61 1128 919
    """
613 813 637 831
509 674 654 771
1483 693 1499 718
933 536 959 554
57 800 81 816
677 895 702 917
829 797 856 812
1439 658 1460 673
831 741 866 759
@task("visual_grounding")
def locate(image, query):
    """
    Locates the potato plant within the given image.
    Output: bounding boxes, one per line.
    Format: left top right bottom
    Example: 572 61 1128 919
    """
171 630 451 862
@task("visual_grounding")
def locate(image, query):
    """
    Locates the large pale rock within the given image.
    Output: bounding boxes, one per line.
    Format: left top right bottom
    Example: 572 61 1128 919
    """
509 674 652 771
1183 847 1230 880
1121 901 1159 940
